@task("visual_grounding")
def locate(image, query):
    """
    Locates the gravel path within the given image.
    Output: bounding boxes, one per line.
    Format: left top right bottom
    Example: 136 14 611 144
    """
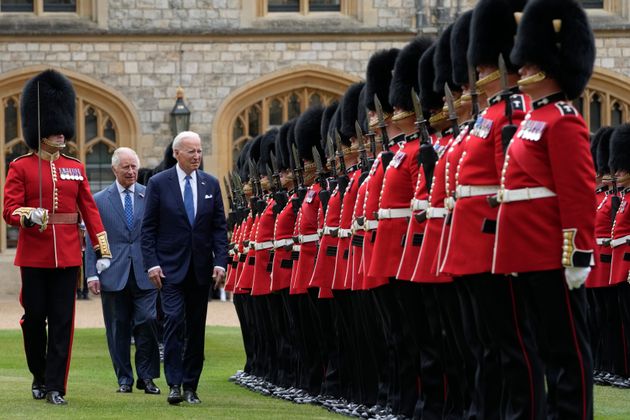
0 295 239 330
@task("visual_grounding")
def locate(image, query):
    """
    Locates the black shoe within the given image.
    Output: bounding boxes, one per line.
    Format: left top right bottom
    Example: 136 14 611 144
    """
137 378 161 395
117 384 132 393
46 391 67 405
183 389 201 404
167 385 183 405
31 381 46 400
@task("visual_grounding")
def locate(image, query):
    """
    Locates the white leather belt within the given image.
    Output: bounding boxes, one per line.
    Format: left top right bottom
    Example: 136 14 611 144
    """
456 185 499 198
611 235 630 248
292 245 301 252
322 226 339 236
377 208 412 219
339 228 352 238
352 219 363 232
364 220 379 231
596 237 610 246
444 196 456 210
411 199 429 211
274 238 294 249
299 234 319 244
498 187 556 203
249 242 256 250
426 207 448 219
254 241 274 251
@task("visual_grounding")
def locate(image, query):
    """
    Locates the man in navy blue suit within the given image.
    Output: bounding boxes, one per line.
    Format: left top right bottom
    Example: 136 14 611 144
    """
141 131 228 405
86 147 161 395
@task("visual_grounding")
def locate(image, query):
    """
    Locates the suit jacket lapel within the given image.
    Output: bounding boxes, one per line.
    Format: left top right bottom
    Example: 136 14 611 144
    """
107 183 127 228
194 170 207 225
133 186 144 227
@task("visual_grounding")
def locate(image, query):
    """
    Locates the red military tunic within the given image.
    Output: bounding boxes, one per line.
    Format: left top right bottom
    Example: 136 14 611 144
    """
369 134 420 280
3 152 108 268
412 130 454 283
362 140 402 289
270 193 297 293
333 168 361 289
493 97 596 274
224 221 242 292
251 197 275 296
586 188 615 287
311 184 342 290
290 183 322 295
441 94 529 275
350 173 369 290
397 134 435 280
232 215 253 294
610 189 630 285
236 214 257 291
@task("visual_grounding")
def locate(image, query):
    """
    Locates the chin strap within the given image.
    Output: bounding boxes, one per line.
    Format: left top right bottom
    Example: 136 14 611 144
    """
517 71 547 88
41 138 66 149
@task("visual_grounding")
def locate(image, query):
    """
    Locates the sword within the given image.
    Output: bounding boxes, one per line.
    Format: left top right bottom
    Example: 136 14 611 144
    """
444 83 460 137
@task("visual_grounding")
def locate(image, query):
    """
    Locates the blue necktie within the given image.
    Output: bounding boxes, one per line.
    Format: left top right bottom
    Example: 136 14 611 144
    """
184 175 195 225
123 189 133 230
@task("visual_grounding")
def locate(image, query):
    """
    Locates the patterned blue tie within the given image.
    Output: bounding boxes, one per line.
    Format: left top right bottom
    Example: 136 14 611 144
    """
123 189 133 230
184 175 195 225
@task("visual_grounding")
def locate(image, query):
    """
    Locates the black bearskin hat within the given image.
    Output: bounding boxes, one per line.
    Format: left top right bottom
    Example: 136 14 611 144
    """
390 37 434 113
248 134 263 172
450 10 474 87
341 82 365 143
237 139 254 182
468 0 526 72
365 48 400 113
326 109 342 157
511 0 594 99
21 69 76 150
418 45 443 113
593 126 614 175
295 106 325 162
320 101 339 152
609 124 630 174
259 128 278 175
434 26 458 92
277 120 295 171
357 85 369 133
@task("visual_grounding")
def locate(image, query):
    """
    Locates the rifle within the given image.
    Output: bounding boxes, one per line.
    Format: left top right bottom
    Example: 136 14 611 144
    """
412 88 438 192
355 121 371 185
247 158 266 216
444 83 460 138
231 172 250 223
290 144 308 214
468 63 480 121
334 130 349 199
313 146 331 214
499 54 518 153
326 135 338 178
223 175 236 230
375 94 395 168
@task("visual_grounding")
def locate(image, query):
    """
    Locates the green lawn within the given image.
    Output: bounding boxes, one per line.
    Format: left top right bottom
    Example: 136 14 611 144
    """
0 327 629 419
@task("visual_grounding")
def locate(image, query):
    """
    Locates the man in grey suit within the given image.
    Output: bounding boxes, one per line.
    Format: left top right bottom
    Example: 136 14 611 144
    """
86 147 161 395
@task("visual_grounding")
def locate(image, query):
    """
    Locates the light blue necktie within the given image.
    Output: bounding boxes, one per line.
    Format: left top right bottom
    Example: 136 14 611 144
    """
184 175 195 225
123 189 133 230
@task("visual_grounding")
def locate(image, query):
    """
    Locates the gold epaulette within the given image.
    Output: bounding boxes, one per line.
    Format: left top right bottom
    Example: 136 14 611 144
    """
12 152 34 162
61 154 82 163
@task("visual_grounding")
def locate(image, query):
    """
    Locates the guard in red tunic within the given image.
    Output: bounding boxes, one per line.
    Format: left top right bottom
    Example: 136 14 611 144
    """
586 127 628 387
3 69 112 405
492 0 596 417
606 125 630 388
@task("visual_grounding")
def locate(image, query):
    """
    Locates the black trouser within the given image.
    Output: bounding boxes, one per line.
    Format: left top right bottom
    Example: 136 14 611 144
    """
617 282 630 378
252 295 274 381
101 268 160 386
20 266 79 395
372 280 419 417
594 286 624 376
332 290 361 402
511 270 593 420
352 290 382 407
293 291 324 395
279 288 299 387
266 292 292 387
233 293 255 374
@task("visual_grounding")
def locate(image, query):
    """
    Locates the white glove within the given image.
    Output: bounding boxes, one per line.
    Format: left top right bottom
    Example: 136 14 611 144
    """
29 208 48 226
96 258 111 274
564 266 591 290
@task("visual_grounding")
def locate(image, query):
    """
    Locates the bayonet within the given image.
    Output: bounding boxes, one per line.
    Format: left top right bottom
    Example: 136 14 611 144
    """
269 151 288 216
291 143 305 188
265 163 277 193
374 94 391 152
444 83 460 137
411 88 432 146
334 130 347 174
468 63 480 119
223 175 234 209
498 53 517 152
326 135 337 178
355 121 370 173
313 146 331 213
413 88 438 194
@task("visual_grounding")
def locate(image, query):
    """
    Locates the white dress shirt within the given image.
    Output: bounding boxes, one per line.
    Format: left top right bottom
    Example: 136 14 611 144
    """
116 180 135 208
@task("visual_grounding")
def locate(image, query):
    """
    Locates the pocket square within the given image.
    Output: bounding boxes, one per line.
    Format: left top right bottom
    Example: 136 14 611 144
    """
205 194 213 199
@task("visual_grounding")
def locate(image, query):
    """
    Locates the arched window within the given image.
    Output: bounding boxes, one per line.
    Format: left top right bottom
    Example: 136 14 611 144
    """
0 66 140 251
576 68 630 132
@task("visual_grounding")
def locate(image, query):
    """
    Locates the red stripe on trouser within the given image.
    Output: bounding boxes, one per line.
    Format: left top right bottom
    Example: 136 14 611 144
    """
562 284 587 420
509 279 535 420
63 286 77 392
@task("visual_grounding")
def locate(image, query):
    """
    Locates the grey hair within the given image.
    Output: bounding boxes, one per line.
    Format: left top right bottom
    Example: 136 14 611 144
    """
111 147 140 167
172 131 201 154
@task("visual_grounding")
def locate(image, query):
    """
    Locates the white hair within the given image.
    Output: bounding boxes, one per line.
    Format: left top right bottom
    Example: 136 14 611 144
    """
111 147 140 167
172 131 201 152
